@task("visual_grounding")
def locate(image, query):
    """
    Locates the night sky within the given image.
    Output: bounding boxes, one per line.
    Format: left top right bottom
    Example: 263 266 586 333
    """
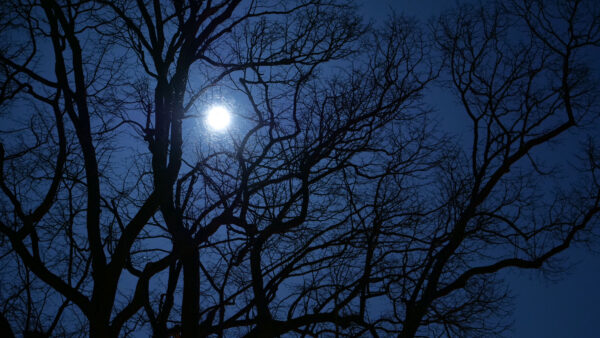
366 1 600 337
1 0 599 336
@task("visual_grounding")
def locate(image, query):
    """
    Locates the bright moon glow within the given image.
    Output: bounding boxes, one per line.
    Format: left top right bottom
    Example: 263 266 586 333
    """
205 105 231 131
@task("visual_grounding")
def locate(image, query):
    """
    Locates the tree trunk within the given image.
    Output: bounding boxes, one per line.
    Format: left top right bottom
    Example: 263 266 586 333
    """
89 321 115 338
181 243 200 337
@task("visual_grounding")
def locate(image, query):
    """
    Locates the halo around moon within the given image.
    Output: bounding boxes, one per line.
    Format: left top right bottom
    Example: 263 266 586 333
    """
205 105 231 131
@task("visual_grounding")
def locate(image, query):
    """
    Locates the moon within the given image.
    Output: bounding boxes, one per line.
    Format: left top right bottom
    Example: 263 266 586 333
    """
205 105 231 131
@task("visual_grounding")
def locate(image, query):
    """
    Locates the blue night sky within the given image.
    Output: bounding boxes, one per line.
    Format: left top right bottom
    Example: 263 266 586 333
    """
364 1 600 337
1 1 597 336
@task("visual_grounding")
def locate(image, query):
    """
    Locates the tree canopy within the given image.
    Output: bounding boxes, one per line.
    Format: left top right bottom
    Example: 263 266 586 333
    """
1 0 599 336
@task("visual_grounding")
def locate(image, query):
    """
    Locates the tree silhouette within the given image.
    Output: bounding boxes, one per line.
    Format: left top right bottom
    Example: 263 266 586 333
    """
0 0 599 337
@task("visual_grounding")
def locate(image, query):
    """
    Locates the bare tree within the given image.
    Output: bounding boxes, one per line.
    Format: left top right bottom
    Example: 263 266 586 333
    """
0 0 599 337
